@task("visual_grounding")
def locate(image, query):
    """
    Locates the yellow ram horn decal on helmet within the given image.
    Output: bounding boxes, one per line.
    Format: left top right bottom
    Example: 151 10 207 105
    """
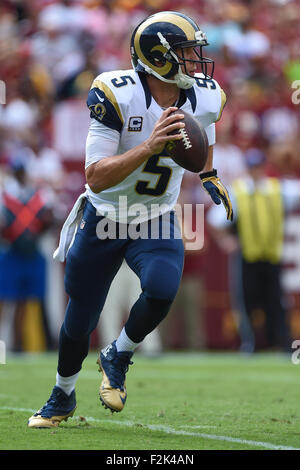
149 44 174 75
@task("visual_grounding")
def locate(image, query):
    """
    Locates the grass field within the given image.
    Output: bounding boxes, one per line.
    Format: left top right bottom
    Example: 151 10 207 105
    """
0 351 299 451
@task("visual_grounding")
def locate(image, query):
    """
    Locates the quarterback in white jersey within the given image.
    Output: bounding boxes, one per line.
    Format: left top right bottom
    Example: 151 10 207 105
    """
85 68 226 223
28 11 233 429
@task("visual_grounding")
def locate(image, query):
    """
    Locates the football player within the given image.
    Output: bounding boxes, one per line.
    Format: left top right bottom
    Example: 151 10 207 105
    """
28 11 232 428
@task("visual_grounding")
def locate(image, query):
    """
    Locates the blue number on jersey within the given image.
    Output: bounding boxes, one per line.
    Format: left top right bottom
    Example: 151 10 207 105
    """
195 78 216 90
111 75 136 88
135 151 172 196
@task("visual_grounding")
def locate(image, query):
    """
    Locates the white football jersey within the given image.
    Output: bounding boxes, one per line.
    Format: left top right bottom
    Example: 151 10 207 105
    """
85 69 226 223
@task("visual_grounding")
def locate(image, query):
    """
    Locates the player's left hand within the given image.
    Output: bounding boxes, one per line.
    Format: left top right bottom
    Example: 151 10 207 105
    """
200 169 233 221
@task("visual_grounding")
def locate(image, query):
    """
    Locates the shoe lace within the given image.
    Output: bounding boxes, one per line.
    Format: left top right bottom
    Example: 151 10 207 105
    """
110 353 133 390
36 387 67 415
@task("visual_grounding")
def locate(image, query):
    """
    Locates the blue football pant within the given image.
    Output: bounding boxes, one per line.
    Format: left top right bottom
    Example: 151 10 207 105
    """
58 201 184 376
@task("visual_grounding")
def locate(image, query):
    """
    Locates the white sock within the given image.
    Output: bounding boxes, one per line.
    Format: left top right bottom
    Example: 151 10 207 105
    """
56 372 79 396
115 327 141 352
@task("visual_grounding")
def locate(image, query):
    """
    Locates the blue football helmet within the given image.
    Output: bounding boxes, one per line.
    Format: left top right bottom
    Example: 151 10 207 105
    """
130 11 214 89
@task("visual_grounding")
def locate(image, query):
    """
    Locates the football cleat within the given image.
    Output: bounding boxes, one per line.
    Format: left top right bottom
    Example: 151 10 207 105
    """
27 386 76 428
97 341 133 413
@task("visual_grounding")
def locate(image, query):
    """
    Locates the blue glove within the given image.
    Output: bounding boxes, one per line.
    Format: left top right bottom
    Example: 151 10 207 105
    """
200 169 233 221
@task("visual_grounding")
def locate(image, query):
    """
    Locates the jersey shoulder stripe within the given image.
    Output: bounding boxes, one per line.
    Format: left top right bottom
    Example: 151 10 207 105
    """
98 70 137 110
87 86 123 132
215 87 227 121
87 75 124 132
92 78 124 124
87 70 138 132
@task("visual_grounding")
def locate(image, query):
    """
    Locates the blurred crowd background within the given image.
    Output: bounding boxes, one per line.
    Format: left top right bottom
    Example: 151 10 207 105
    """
0 0 299 355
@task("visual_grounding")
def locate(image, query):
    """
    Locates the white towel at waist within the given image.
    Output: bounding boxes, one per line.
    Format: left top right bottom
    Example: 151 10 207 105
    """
53 191 87 262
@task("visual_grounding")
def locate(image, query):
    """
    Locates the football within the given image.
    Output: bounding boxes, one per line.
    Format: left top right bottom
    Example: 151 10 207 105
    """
166 109 208 173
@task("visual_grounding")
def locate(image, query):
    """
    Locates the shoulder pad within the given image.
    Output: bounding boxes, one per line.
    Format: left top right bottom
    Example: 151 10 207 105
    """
87 74 124 132
87 70 137 131
193 75 227 123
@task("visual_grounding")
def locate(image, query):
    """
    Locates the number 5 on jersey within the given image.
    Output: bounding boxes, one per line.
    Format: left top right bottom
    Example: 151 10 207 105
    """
135 152 172 196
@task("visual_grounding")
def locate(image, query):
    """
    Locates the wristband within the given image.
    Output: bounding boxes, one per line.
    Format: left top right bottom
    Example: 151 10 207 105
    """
199 169 217 180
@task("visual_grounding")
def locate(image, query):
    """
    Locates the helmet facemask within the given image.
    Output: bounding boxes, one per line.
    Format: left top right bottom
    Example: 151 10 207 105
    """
165 43 215 81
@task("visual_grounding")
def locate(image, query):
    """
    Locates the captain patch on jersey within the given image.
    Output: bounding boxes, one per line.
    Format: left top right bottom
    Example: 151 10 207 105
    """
128 116 143 132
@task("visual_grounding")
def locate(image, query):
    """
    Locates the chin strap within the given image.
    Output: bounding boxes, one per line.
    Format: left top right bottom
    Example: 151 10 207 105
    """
173 68 196 89
137 31 196 90
137 59 195 89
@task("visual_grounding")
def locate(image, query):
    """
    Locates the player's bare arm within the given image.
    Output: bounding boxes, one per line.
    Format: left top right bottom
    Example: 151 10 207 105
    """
201 145 214 173
85 107 185 193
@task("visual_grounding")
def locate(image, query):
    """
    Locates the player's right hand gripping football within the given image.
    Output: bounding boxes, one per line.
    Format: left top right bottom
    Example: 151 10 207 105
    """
144 107 185 155
200 169 233 221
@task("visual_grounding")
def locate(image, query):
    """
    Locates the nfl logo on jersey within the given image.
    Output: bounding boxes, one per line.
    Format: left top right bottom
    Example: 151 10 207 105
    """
128 116 143 132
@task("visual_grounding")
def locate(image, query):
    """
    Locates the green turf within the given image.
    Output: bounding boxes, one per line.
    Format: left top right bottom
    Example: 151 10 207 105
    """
0 351 299 450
